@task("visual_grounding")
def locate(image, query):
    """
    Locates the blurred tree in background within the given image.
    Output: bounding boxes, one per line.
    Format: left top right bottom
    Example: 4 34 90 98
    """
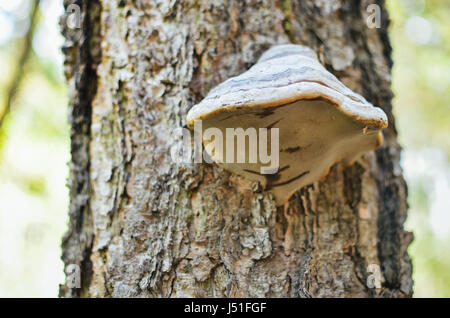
0 0 448 297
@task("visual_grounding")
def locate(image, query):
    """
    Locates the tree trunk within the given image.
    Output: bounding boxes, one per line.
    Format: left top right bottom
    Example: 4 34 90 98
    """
60 0 413 298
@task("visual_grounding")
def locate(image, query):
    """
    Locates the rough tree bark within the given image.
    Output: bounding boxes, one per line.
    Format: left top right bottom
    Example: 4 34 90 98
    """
60 0 413 298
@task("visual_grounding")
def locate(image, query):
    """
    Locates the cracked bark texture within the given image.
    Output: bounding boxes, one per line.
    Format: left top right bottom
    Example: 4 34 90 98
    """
60 0 413 298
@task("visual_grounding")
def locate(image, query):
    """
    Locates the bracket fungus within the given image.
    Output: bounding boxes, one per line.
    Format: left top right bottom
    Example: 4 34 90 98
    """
186 44 388 206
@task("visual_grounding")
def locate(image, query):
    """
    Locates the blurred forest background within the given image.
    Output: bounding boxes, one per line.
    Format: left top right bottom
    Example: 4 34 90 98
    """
0 0 448 297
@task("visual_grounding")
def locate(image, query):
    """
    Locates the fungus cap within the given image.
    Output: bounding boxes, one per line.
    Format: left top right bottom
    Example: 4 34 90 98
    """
186 44 388 206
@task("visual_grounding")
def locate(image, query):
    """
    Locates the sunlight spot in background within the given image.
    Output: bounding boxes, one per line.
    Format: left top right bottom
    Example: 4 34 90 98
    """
0 0 31 22
0 0 25 12
0 0 32 39
34 0 65 66
12 16 30 38
402 148 450 240
0 10 14 45
404 16 439 45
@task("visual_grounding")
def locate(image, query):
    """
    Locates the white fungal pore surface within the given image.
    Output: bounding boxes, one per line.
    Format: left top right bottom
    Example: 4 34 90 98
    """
200 99 384 205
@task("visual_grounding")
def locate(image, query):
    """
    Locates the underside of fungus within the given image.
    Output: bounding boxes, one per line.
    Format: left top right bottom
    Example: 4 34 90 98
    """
186 44 388 206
